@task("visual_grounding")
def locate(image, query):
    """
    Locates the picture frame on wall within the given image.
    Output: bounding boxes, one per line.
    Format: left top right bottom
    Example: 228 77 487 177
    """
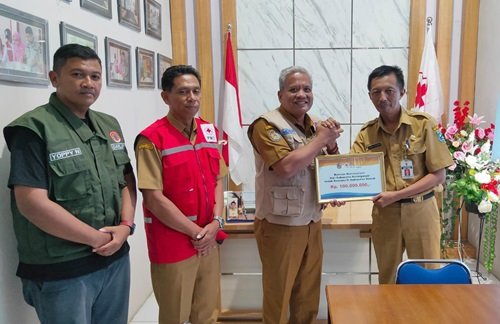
0 4 50 85
157 53 172 89
80 0 112 19
136 47 155 88
60 22 98 52
118 0 141 31
144 0 161 40
105 37 131 88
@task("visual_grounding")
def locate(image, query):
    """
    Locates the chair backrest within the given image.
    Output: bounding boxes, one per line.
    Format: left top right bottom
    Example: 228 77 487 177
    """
395 259 472 284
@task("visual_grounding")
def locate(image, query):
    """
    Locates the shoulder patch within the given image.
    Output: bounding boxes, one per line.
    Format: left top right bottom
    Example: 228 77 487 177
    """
436 130 445 143
267 128 283 142
138 143 154 150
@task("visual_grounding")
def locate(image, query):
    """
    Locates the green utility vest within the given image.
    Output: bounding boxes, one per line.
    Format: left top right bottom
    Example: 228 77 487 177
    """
4 93 131 264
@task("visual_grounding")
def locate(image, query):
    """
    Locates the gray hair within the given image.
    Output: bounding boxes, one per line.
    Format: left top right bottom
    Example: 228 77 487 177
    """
278 66 312 91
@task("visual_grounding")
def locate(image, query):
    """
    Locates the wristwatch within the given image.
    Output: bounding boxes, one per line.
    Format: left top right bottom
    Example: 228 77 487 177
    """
120 220 136 235
214 216 225 229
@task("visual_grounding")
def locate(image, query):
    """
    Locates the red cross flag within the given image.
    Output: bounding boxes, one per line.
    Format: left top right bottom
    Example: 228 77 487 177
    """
413 26 443 121
221 30 252 185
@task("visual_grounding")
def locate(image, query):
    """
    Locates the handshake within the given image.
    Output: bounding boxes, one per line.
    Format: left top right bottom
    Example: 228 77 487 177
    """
317 117 344 154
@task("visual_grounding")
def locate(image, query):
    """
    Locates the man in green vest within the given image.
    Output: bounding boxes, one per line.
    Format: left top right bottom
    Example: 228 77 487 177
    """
3 44 137 324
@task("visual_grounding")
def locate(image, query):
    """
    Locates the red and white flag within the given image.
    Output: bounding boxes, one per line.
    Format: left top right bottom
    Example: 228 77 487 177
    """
413 27 444 121
222 30 251 185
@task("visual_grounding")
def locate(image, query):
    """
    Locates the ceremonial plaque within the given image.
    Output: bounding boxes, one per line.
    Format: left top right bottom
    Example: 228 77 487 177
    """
316 152 385 202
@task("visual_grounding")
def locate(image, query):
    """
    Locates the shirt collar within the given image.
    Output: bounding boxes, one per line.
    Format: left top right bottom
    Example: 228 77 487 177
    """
166 112 197 140
278 106 314 135
377 107 411 133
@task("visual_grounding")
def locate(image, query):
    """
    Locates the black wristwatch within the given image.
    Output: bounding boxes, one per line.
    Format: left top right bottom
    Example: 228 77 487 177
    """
120 220 136 235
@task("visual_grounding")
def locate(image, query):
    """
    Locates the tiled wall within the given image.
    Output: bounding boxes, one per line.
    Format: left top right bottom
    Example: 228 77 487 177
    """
237 0 410 153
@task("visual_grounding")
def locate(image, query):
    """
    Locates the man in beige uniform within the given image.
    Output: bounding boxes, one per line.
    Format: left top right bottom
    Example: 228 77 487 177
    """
351 65 453 284
248 66 343 324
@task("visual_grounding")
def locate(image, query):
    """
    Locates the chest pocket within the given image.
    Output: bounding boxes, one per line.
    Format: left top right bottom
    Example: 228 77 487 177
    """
113 149 130 187
49 156 91 203
271 186 305 217
163 152 193 193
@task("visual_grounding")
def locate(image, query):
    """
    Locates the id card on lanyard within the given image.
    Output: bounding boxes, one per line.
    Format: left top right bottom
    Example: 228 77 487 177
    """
401 139 414 179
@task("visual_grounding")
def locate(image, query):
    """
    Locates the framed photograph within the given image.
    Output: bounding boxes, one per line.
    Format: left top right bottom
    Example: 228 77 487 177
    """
224 191 255 223
0 4 49 85
60 22 98 52
105 37 131 88
118 0 141 31
157 53 172 89
136 47 154 88
144 0 161 40
315 152 386 203
80 0 112 19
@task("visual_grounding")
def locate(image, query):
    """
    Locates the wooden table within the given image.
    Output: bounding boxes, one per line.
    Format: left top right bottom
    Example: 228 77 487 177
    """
326 284 500 324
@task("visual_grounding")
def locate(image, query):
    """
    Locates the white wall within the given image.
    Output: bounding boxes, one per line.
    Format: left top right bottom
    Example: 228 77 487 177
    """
470 0 500 278
0 1 172 322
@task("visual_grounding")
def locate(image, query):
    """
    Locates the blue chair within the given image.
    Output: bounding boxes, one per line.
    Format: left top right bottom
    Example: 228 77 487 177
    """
395 259 472 284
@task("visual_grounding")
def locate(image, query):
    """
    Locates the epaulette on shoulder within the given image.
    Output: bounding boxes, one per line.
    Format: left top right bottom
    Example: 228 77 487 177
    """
407 109 433 120
359 117 378 131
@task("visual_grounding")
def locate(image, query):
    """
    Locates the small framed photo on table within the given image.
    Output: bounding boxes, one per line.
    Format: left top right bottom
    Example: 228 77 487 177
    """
105 37 131 88
316 152 385 203
224 191 255 223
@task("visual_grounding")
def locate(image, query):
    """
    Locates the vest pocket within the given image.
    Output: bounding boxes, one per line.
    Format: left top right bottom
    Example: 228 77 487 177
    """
49 157 91 202
271 186 304 216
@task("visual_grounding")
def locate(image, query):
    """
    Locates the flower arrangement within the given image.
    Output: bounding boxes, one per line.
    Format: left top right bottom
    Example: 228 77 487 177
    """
439 100 499 272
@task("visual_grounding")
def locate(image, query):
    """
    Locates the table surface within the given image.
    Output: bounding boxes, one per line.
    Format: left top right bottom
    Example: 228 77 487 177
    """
224 200 373 234
326 284 500 324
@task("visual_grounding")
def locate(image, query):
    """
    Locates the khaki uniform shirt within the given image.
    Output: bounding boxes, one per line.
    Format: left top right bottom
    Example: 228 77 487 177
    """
351 108 453 191
136 113 227 190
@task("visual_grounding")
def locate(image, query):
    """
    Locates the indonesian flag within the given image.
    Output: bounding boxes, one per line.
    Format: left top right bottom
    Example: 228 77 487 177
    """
413 27 444 121
222 31 251 185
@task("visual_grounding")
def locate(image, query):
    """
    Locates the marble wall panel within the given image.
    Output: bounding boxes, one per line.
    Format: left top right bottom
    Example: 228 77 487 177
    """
295 0 351 48
352 0 410 48
295 49 351 123
238 50 294 124
351 48 409 124
236 0 293 49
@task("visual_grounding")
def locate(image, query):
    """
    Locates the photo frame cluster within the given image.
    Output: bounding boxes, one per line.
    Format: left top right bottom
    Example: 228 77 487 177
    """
1 2 171 89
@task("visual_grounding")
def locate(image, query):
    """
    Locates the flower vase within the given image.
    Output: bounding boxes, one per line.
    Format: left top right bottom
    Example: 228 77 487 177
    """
465 202 486 219
465 201 486 276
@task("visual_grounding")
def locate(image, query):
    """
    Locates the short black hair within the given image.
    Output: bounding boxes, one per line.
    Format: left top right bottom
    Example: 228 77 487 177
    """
367 65 405 91
161 65 201 91
52 44 101 73
25 26 33 35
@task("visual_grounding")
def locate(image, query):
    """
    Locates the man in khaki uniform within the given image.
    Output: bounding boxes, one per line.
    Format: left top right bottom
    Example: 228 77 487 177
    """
248 66 343 323
351 65 453 284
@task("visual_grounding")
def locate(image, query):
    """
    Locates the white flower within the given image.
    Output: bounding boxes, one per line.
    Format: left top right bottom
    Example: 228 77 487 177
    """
478 199 493 213
460 130 469 137
474 171 492 184
465 155 479 169
481 140 492 154
488 191 499 203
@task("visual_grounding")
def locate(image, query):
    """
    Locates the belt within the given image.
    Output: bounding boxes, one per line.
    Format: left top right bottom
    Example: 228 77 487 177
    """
398 191 434 204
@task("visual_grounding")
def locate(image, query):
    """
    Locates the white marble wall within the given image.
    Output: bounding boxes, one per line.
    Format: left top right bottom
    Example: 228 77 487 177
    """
237 0 411 153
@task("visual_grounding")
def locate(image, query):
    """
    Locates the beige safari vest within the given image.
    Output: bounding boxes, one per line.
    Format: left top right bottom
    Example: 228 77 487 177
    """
253 109 322 226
